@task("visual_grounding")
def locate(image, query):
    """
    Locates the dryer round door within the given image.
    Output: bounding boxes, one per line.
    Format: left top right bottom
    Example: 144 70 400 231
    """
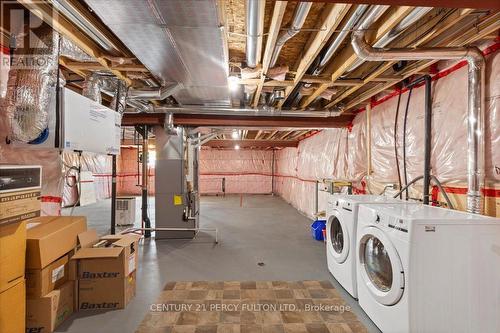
358 226 404 306
326 209 349 264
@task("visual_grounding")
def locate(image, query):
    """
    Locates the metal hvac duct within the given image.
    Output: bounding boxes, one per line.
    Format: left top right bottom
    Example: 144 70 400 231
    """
6 23 59 143
149 106 341 118
351 9 485 214
82 73 103 103
346 6 433 73
269 2 313 68
312 5 371 75
246 0 265 68
288 5 380 106
127 83 183 101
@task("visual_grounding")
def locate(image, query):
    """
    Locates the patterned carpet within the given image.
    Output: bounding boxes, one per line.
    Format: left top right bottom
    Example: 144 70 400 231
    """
136 280 368 333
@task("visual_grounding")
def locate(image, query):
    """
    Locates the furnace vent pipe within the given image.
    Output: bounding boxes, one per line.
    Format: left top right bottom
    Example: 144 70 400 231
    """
246 0 265 68
346 6 433 73
128 83 182 100
351 12 485 214
269 2 312 68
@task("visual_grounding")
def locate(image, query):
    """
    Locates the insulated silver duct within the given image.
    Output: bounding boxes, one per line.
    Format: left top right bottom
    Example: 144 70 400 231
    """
127 83 183 100
346 6 433 73
269 2 313 68
110 79 127 113
351 11 485 214
6 23 59 143
60 36 95 62
82 73 102 103
246 0 264 68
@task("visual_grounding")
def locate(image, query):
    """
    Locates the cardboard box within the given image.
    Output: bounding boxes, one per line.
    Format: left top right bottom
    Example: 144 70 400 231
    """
67 249 77 281
0 279 25 333
26 216 87 269
0 189 41 225
0 220 26 293
78 272 136 310
26 255 69 298
26 281 74 333
72 230 140 279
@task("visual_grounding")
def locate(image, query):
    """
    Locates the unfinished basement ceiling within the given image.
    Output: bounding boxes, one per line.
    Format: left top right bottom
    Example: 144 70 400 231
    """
21 0 498 148
84 0 230 106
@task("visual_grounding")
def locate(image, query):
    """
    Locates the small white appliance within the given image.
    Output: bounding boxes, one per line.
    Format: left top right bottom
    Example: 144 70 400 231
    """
356 203 500 333
326 195 411 298
115 197 137 226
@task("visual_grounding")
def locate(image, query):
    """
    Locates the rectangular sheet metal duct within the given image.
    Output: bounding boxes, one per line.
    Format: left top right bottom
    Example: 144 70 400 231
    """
84 0 230 106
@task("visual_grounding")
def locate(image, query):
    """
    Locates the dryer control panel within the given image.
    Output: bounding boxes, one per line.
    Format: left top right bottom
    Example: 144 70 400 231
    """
371 213 409 235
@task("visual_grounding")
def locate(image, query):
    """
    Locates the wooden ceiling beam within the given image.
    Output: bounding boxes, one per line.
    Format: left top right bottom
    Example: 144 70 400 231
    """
307 0 499 10
253 1 288 107
277 3 352 108
59 59 148 72
343 10 500 110
18 0 133 85
300 6 414 109
327 8 476 109
204 139 298 148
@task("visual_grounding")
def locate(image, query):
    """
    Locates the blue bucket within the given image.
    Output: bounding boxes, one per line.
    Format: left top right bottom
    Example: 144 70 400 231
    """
311 220 326 241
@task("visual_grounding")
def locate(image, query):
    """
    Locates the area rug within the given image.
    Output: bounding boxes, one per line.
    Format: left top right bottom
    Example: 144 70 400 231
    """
136 280 368 333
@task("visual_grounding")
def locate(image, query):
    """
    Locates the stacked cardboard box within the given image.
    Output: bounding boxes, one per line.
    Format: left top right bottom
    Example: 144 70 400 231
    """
25 216 87 333
72 230 140 310
0 165 42 225
0 220 27 333
0 165 42 333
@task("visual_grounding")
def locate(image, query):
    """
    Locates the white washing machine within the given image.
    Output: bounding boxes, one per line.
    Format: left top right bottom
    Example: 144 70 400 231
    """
356 203 500 333
326 195 411 298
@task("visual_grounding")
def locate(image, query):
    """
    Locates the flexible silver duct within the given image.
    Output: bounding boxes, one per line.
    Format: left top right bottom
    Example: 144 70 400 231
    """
110 79 127 113
6 23 59 143
346 6 433 73
60 36 95 62
246 0 264 68
269 2 313 68
82 73 102 103
351 11 485 214
127 83 182 100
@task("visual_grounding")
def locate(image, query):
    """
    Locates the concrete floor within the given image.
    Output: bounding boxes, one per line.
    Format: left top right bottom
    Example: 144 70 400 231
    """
59 195 379 333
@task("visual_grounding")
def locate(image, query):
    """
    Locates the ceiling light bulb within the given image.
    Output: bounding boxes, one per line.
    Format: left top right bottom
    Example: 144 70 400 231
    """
228 76 240 92
231 130 239 139
234 144 240 150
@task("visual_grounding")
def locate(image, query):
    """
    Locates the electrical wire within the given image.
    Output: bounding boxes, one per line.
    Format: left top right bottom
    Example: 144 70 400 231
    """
63 153 82 216
393 90 403 198
402 86 414 200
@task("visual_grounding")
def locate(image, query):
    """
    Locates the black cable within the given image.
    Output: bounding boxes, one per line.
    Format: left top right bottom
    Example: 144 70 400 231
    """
394 90 403 198
402 86 414 200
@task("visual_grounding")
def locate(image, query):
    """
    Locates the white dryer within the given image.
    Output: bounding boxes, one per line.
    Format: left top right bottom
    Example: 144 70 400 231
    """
325 195 410 298
356 203 500 333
